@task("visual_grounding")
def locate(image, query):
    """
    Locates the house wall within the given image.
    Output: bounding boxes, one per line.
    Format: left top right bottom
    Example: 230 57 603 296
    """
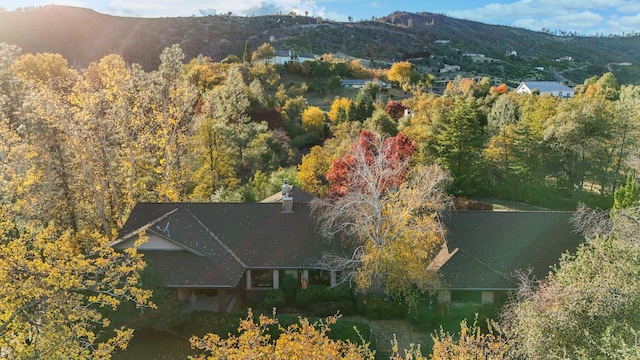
113 233 183 251
438 290 510 304
437 290 451 302
481 291 495 304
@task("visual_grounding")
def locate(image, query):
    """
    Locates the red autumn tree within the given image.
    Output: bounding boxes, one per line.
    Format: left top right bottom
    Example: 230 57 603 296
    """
385 101 409 121
313 130 451 301
326 130 416 198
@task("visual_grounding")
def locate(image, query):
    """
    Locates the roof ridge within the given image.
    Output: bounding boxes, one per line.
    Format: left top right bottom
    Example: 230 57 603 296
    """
109 207 180 246
185 208 248 268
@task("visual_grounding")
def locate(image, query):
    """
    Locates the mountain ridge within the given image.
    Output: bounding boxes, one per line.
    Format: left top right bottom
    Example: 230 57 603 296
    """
1 5 639 84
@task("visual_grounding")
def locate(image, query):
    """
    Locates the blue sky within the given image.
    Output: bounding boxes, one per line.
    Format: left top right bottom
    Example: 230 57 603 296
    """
4 0 640 36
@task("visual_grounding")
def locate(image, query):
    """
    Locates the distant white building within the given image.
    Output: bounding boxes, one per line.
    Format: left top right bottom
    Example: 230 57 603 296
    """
555 56 574 62
516 81 574 98
341 79 391 89
440 64 461 73
269 50 316 65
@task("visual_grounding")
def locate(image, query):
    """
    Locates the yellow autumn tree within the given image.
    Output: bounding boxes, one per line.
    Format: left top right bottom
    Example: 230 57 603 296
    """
430 316 509 360
298 145 334 196
0 218 155 359
301 105 326 137
328 96 353 123
190 309 375 360
387 61 416 92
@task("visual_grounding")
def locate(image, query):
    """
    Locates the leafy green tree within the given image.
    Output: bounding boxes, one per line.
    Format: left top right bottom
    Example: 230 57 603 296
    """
611 85 640 192
502 205 640 359
613 174 640 210
487 92 520 137
205 66 268 181
363 108 397 137
544 94 617 194
349 91 375 122
0 43 23 124
432 97 483 190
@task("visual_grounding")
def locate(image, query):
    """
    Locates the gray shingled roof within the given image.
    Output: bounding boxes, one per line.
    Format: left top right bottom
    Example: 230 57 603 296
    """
520 81 574 94
117 202 345 287
439 211 584 290
118 204 583 290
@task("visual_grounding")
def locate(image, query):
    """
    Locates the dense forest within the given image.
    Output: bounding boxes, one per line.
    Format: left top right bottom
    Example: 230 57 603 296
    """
2 42 639 237
2 38 640 358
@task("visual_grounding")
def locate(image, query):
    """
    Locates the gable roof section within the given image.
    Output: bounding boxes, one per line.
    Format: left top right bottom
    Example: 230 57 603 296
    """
118 203 340 286
517 81 574 94
439 211 583 290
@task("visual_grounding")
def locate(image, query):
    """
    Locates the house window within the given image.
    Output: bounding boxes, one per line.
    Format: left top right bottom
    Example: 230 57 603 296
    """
308 269 331 285
450 290 482 303
251 270 273 288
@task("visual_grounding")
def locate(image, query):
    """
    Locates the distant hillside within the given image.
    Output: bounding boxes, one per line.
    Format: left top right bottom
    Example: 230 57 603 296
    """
1 6 639 84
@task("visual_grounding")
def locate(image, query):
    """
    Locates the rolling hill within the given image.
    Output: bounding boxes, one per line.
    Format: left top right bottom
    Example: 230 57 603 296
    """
1 5 639 84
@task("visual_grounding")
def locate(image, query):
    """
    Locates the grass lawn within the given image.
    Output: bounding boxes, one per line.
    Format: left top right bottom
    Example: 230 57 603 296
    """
112 329 194 360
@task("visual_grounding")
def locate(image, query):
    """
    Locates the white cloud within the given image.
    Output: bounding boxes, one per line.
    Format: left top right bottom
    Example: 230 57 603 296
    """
610 13 640 33
444 0 639 34
105 0 325 18
511 11 604 32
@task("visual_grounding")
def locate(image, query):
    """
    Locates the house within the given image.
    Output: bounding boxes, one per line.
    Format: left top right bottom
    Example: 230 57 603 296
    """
516 81 575 98
440 64 460 73
112 199 349 312
268 50 316 65
555 56 574 62
341 79 391 89
113 196 583 310
432 211 583 304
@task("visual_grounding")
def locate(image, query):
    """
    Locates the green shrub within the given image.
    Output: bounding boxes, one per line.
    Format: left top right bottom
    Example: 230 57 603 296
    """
271 314 370 344
263 289 286 310
356 293 406 320
295 284 354 308
308 300 356 317
290 132 322 149
328 319 371 344
408 301 502 333
407 301 441 332
280 274 300 301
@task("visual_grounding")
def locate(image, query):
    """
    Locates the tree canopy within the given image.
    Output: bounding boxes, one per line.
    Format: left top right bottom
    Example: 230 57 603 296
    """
312 130 451 301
